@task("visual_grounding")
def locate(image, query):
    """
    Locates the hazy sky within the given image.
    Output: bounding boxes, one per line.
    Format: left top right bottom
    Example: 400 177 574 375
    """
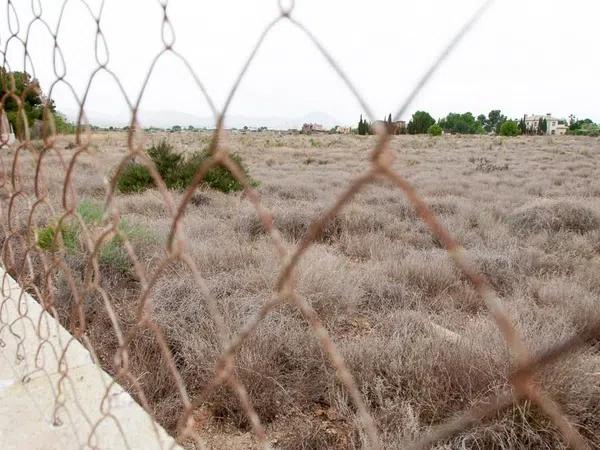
1 0 599 126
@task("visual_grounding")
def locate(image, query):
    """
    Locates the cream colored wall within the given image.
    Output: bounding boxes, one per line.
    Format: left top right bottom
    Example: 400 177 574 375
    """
0 269 183 450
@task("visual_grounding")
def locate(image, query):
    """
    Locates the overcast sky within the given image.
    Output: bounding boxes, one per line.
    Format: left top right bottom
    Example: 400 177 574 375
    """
1 0 599 126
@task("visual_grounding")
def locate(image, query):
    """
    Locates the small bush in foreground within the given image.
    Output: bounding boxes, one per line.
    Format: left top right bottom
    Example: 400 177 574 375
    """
117 140 254 194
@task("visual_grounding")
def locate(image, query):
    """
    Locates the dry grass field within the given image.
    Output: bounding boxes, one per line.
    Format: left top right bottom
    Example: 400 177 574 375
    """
3 132 600 448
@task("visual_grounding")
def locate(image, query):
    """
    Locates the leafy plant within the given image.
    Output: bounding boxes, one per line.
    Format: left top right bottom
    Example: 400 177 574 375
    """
428 123 443 136
36 199 151 274
116 140 255 194
77 198 104 224
36 223 78 252
117 163 153 193
499 120 521 136
181 150 251 193
438 112 483 134
147 140 184 188
407 111 435 134
99 221 150 273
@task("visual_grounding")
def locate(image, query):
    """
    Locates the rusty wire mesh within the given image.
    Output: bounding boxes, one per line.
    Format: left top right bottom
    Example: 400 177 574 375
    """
0 0 599 449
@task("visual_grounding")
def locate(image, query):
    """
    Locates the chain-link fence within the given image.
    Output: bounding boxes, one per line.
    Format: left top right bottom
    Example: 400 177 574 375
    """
1 1 599 449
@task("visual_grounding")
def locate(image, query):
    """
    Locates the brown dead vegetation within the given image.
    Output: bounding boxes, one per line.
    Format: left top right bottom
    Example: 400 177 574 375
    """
4 132 600 449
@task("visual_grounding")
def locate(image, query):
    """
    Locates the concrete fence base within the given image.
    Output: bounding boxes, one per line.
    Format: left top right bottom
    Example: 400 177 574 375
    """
0 268 182 450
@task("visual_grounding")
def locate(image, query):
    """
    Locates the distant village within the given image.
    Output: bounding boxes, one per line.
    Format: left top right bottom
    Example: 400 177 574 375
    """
296 112 597 137
1 109 599 143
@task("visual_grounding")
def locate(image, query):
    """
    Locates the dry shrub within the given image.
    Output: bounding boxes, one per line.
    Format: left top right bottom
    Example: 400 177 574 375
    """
298 246 365 313
275 416 356 450
341 312 507 438
471 249 518 296
528 277 600 327
343 307 600 449
150 272 332 428
507 201 600 234
236 202 387 243
387 249 459 298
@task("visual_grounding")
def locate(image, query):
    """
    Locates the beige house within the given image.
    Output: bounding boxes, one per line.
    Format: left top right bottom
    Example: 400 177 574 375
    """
301 123 324 134
1 110 16 147
333 125 350 134
524 113 568 135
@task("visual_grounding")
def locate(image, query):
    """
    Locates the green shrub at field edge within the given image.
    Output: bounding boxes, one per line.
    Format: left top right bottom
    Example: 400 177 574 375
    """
117 140 255 194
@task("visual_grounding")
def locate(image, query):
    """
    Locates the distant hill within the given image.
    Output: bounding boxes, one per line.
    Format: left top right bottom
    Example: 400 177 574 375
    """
65 109 343 130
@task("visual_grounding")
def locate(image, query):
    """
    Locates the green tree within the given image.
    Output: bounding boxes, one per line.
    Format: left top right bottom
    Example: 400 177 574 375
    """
358 114 365 135
477 114 487 129
0 68 73 138
438 112 483 134
569 118 594 132
427 123 442 136
486 109 506 134
407 111 435 134
499 120 521 136
518 118 527 135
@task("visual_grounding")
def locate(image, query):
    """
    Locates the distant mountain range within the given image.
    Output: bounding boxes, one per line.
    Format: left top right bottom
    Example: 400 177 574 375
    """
65 109 345 130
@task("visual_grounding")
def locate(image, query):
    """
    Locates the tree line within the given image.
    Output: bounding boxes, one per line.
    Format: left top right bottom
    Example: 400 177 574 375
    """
356 110 599 137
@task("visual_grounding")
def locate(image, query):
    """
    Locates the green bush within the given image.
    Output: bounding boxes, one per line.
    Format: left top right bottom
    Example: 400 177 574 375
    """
99 221 150 273
147 140 184 188
117 140 254 194
499 120 521 137
117 163 153 193
36 199 152 273
37 223 78 252
180 150 248 193
77 198 104 224
568 123 600 137
428 123 443 136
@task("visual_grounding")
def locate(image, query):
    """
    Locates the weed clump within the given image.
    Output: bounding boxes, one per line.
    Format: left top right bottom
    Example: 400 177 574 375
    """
117 163 153 194
36 222 78 252
36 199 151 273
507 201 600 234
117 140 254 194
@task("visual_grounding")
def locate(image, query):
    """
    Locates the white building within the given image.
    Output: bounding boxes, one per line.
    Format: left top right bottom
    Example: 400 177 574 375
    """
523 113 568 135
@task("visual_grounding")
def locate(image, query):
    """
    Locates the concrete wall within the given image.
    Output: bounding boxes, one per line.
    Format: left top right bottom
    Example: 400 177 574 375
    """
0 268 183 450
